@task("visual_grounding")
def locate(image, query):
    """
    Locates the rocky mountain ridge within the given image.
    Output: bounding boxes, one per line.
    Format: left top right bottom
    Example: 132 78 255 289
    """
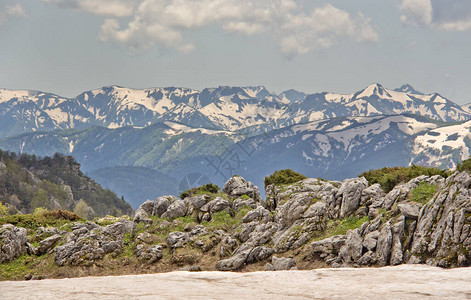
1 83 469 138
2 167 471 279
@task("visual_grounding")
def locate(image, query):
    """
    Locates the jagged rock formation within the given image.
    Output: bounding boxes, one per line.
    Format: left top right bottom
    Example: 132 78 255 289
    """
0 224 30 263
2 172 471 278
54 220 134 266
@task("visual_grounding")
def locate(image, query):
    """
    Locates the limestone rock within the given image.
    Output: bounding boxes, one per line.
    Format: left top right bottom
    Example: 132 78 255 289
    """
311 235 346 255
37 234 62 255
246 247 274 264
136 244 163 263
232 197 258 213
186 195 208 215
167 232 190 248
134 201 153 223
216 250 250 271
275 192 317 228
242 206 271 223
339 228 363 264
338 177 368 218
0 224 28 263
362 230 379 251
265 256 296 271
54 223 125 266
162 200 187 219
398 202 422 220
152 196 171 217
223 176 263 204
377 224 393 266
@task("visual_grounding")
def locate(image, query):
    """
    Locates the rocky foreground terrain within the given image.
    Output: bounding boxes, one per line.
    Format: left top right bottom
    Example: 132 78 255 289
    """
2 168 471 280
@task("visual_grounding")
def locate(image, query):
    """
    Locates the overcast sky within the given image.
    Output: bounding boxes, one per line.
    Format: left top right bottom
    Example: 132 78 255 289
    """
1 0 471 103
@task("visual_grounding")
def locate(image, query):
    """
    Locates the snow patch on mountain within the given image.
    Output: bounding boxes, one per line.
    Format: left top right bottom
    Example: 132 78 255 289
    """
163 121 236 137
412 121 471 168
0 89 35 103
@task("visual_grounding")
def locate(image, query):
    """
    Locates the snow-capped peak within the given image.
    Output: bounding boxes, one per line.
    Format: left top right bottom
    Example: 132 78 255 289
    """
356 83 389 98
0 88 34 103
394 84 424 95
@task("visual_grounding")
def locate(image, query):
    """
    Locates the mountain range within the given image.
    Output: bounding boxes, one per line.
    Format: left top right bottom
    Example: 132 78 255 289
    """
1 83 470 208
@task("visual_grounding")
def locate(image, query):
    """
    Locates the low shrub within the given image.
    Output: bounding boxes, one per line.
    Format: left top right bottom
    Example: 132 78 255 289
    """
264 169 307 188
360 165 447 193
457 158 471 173
0 210 83 230
180 183 220 199
0 202 8 217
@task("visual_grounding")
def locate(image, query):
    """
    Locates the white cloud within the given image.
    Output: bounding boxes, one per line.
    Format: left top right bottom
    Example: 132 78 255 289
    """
44 0 378 55
43 0 137 17
0 4 26 25
399 0 432 25
277 5 378 56
400 0 471 31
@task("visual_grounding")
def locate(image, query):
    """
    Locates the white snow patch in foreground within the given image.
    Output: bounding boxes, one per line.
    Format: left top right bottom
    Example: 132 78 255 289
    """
1 265 470 299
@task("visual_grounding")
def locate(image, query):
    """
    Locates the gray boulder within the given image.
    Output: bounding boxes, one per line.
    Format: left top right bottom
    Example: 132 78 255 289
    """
232 197 258 213
200 197 231 215
153 196 171 217
376 224 393 266
223 176 263 204
186 195 208 214
398 202 422 220
37 234 62 255
167 231 190 248
162 200 187 219
0 224 28 263
362 230 379 251
215 250 250 271
133 199 154 223
136 244 163 263
274 192 317 228
338 177 368 218
189 225 208 236
242 206 271 223
265 256 297 271
311 235 346 255
339 228 363 264
246 247 274 264
101 220 134 237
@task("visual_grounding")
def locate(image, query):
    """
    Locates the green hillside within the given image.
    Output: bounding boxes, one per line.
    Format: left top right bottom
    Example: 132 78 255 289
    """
0 150 133 219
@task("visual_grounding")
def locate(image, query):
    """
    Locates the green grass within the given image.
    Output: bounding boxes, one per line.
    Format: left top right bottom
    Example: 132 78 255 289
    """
314 216 370 241
410 182 437 204
360 165 447 193
0 254 57 280
0 210 82 231
202 211 240 231
457 157 471 173
180 183 220 199
264 169 307 188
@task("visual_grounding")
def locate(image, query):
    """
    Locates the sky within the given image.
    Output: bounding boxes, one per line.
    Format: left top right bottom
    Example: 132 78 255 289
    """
1 0 471 104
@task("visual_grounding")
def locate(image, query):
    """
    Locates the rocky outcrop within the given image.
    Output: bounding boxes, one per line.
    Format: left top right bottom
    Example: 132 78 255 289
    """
266 256 297 270
37 234 62 255
3 171 471 273
223 176 263 205
54 220 134 266
136 245 163 263
0 224 28 263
